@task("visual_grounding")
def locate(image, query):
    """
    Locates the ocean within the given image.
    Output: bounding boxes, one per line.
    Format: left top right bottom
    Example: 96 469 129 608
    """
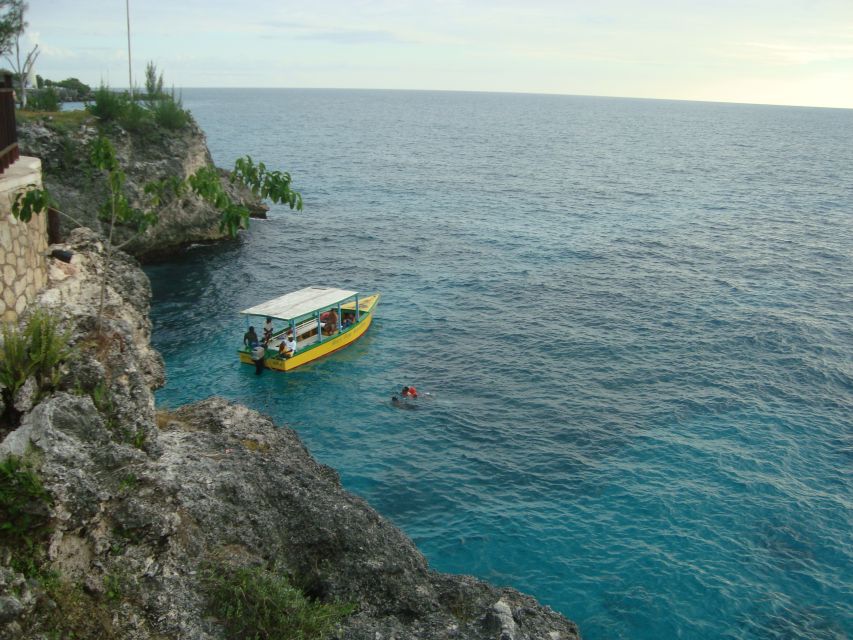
145 89 853 640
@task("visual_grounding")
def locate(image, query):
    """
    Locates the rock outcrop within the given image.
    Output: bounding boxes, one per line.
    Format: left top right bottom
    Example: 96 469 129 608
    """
0 230 581 639
17 115 268 262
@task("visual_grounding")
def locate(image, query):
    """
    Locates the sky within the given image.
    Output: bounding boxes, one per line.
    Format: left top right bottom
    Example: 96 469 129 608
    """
17 0 853 109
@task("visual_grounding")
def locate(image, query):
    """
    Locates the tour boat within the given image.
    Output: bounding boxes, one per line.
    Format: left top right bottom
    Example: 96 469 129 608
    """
238 286 380 372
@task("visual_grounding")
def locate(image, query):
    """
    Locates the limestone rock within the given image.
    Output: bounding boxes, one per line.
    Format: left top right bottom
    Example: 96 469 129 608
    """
12 377 38 414
0 595 24 623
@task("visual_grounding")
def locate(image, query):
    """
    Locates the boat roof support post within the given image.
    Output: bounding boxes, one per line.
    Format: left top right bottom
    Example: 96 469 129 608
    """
355 294 360 321
317 312 323 343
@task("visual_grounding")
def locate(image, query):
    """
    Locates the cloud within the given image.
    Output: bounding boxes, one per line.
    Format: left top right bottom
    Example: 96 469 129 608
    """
250 18 407 45
294 29 406 45
27 32 79 60
739 40 853 65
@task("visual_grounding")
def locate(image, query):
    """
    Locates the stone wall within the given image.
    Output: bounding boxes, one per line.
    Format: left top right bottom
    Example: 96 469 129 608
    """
0 156 46 323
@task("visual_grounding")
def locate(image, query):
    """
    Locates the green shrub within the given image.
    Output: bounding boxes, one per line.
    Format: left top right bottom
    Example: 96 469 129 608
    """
0 309 74 426
0 319 30 398
152 89 189 130
38 577 119 638
24 308 74 393
202 563 354 640
0 456 52 576
27 88 60 112
87 84 126 121
118 99 153 134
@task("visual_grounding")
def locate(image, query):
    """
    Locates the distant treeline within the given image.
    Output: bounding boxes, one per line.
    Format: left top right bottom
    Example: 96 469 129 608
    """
0 71 93 102
35 76 92 101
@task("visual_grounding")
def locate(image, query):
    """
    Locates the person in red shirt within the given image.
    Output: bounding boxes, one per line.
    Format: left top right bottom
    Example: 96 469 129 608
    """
401 386 418 398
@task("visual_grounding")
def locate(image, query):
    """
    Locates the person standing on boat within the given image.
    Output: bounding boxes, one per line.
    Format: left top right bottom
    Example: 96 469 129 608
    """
263 317 275 344
244 326 260 348
251 343 266 374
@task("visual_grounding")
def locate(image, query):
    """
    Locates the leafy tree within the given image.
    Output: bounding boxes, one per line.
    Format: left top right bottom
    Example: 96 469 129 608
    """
56 77 90 93
27 86 59 111
1 0 37 107
0 0 25 56
144 61 164 103
87 84 126 121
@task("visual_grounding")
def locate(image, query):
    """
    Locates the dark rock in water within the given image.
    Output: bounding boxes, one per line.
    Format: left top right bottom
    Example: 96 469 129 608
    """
0 221 580 639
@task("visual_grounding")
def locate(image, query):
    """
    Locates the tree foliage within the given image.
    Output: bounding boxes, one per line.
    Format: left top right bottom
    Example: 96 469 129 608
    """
26 86 59 111
12 185 53 223
0 0 25 56
1 0 37 108
0 307 73 412
144 61 164 102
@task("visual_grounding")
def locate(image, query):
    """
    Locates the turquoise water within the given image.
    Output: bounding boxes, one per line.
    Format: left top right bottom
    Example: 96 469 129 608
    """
146 90 853 640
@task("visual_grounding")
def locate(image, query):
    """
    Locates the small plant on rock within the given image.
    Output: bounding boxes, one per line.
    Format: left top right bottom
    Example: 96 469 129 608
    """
202 562 354 640
0 309 74 429
0 455 52 576
87 84 126 121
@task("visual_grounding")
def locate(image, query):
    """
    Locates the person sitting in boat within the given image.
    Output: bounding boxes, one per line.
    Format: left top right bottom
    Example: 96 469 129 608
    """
244 326 260 348
323 308 339 335
262 316 275 344
278 332 297 358
342 311 355 328
401 385 418 398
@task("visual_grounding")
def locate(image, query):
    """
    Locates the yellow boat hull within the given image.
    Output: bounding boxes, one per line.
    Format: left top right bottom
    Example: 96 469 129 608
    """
238 293 379 372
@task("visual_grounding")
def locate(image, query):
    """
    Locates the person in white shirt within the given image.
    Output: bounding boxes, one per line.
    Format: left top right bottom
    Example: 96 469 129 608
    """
263 317 275 344
251 344 266 374
278 333 297 358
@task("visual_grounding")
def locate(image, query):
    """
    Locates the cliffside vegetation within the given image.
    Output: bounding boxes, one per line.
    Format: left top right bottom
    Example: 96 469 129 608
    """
15 65 298 260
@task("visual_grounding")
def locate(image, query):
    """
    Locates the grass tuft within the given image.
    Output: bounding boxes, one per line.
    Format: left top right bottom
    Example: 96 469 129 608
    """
202 562 354 640
0 456 52 576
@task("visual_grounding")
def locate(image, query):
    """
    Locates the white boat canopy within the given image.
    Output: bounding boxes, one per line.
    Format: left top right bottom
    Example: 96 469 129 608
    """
240 286 359 321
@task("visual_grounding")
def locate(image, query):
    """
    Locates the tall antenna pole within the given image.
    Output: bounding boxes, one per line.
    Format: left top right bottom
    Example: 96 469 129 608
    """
126 0 133 99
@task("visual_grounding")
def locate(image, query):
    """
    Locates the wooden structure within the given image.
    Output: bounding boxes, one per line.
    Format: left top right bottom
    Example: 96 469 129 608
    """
0 73 19 175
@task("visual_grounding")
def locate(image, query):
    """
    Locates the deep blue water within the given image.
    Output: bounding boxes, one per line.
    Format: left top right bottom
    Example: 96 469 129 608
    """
145 89 853 640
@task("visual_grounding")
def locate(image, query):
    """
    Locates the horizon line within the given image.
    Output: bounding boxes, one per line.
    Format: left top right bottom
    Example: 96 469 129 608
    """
88 85 852 112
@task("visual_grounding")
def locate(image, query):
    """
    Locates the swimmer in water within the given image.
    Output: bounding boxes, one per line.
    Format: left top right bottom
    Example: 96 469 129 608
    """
391 394 416 409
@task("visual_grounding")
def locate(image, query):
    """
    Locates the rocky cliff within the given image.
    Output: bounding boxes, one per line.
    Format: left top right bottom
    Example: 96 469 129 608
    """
17 115 268 262
0 230 581 639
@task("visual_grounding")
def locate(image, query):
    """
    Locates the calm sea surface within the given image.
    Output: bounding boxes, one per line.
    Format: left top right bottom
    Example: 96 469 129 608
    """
145 89 853 640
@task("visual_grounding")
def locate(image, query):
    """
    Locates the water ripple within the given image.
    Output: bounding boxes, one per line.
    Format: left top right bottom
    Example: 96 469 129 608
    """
148 90 853 640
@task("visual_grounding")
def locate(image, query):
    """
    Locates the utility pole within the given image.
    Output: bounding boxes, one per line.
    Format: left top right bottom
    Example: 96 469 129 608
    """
126 0 133 99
